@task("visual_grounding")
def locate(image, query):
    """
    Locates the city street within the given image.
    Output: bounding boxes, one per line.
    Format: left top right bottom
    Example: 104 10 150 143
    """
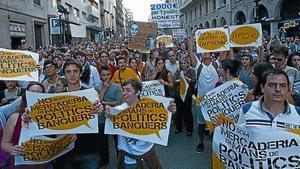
102 125 212 169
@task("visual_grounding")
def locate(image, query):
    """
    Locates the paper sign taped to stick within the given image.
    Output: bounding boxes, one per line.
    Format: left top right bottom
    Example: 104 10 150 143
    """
27 88 99 135
229 23 262 47
200 80 248 132
195 28 230 53
0 48 38 81
213 123 300 169
179 71 189 102
15 128 75 165
105 96 172 146
141 80 165 98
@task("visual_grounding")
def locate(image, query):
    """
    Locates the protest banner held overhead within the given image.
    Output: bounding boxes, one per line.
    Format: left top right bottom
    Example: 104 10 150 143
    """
199 80 249 132
156 35 174 48
150 3 180 28
0 48 39 81
15 128 75 165
195 28 230 53
173 29 187 41
229 23 262 47
27 88 99 135
140 80 165 98
105 96 172 146
213 122 300 169
128 22 158 52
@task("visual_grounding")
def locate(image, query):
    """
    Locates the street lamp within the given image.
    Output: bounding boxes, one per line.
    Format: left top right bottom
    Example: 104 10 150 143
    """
57 5 69 45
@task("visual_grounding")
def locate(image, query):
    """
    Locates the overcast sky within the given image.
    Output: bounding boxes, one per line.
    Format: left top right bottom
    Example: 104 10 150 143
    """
123 0 163 22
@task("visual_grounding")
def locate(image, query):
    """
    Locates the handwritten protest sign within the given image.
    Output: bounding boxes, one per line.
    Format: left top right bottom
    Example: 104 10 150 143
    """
128 22 157 52
141 80 165 98
213 123 300 169
229 23 262 47
173 29 187 41
156 35 174 48
150 3 180 28
27 88 99 135
179 71 189 102
0 48 38 81
105 96 172 146
200 80 248 132
195 28 230 53
15 128 75 165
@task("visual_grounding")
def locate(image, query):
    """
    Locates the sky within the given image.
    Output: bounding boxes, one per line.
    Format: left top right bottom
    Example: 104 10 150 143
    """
123 0 163 22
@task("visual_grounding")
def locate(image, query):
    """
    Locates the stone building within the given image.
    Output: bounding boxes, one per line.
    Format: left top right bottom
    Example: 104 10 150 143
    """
180 0 300 37
0 0 49 49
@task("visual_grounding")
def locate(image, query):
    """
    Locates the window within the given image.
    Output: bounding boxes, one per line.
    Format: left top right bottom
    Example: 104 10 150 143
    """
33 0 41 5
205 0 208 14
74 8 80 18
213 0 216 10
65 3 72 15
190 10 192 21
199 4 202 17
82 11 87 21
194 7 197 18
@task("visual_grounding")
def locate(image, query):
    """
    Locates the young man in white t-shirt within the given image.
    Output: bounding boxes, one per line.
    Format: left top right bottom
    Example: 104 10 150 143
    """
106 78 176 169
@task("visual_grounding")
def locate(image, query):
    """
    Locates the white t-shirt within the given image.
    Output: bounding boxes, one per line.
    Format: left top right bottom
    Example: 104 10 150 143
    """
118 135 153 164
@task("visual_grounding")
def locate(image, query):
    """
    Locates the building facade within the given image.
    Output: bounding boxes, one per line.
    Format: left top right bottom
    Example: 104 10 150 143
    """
115 0 124 38
0 0 49 49
48 0 102 45
180 0 299 37
100 0 116 40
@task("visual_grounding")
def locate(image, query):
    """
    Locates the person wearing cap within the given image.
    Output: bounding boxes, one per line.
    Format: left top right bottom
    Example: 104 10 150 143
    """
189 28 220 153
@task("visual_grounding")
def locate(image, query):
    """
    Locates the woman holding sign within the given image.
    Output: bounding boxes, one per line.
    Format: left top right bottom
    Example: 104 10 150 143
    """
1 82 52 169
173 58 196 136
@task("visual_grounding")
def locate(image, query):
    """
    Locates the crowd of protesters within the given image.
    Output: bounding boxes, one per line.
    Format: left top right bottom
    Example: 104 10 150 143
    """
0 26 300 169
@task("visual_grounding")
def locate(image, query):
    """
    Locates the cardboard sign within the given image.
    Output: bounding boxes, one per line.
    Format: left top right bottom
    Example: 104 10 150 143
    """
200 80 248 132
229 23 262 47
105 96 172 146
156 35 174 48
0 48 38 81
179 71 189 102
150 3 180 28
128 22 158 52
15 128 75 165
27 88 99 135
141 80 165 98
213 123 300 169
195 28 230 53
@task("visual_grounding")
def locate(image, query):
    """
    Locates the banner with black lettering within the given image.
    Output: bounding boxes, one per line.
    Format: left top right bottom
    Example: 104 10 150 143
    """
200 80 248 132
213 123 300 169
140 80 165 98
15 128 75 165
27 88 99 135
104 96 172 146
0 48 39 81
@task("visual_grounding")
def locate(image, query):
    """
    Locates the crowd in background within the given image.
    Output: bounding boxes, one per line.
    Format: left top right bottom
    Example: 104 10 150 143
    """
0 28 300 168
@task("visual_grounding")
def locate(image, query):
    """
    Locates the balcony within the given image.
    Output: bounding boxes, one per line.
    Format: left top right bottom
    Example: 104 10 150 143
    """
86 5 100 18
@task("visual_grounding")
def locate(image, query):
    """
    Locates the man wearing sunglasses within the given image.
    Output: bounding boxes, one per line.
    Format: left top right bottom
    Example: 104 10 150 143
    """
273 46 300 100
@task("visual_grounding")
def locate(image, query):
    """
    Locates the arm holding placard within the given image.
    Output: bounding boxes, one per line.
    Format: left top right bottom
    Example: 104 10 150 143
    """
189 27 199 68
1 113 24 156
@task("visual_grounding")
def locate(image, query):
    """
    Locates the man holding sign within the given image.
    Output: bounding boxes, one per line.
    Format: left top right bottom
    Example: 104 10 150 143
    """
105 79 176 169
